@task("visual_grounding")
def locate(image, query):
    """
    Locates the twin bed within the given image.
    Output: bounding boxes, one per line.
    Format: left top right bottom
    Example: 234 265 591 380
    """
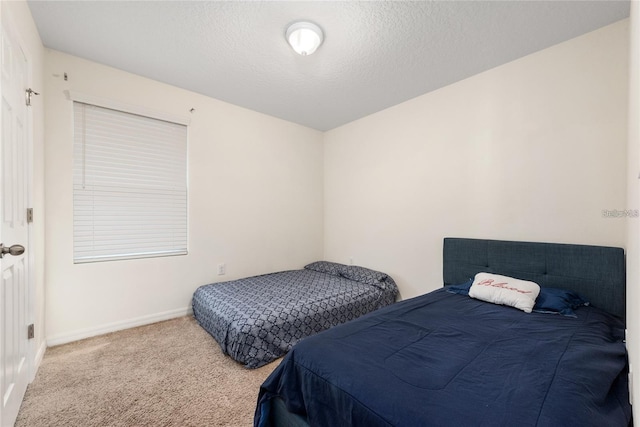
253 238 631 426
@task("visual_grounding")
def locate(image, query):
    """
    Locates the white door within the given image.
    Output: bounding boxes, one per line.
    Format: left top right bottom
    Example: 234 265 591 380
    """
0 12 30 427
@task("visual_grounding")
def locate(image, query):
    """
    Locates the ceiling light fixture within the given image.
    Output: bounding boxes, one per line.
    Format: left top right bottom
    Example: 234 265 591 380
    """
286 21 323 56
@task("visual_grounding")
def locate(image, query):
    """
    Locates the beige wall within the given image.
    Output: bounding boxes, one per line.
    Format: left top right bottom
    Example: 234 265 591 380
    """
2 0 46 373
324 20 629 299
626 0 639 418
44 50 324 344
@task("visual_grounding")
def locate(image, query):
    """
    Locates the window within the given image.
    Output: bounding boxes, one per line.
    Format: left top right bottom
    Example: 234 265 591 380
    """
73 101 188 263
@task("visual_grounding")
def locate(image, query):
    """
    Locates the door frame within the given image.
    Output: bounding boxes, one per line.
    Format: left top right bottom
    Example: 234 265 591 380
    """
20 13 37 386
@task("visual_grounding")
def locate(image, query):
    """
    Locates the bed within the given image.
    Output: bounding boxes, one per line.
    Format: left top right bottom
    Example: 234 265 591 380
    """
192 262 399 368
255 238 631 427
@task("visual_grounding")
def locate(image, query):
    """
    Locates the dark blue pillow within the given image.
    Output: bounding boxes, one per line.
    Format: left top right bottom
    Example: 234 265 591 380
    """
445 278 473 295
532 287 589 317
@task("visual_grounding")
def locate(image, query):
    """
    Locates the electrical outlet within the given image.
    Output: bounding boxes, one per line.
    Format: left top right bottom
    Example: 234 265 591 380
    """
217 263 226 275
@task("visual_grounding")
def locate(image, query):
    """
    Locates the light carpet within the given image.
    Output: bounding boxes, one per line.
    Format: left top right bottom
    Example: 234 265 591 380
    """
15 316 279 427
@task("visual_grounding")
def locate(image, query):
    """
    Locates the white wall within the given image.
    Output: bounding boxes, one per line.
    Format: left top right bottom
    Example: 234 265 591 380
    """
44 50 324 344
626 0 639 419
324 20 629 299
2 0 46 372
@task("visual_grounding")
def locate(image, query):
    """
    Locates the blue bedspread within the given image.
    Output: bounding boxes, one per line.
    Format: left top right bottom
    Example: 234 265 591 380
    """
192 267 398 369
255 288 630 426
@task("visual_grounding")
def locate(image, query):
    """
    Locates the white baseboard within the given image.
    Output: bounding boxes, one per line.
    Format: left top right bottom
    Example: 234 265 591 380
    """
46 307 193 347
35 341 46 368
30 340 47 382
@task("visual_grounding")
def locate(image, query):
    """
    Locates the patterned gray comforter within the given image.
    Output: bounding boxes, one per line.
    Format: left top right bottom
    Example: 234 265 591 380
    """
192 261 398 368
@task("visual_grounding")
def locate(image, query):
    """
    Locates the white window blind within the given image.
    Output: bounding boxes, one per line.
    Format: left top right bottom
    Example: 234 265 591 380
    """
73 101 188 263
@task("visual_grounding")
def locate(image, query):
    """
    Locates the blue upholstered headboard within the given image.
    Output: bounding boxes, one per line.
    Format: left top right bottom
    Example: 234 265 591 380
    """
443 238 626 321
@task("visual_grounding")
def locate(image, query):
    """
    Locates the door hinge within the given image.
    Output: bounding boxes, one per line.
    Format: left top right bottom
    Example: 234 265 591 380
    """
27 324 34 339
27 208 33 223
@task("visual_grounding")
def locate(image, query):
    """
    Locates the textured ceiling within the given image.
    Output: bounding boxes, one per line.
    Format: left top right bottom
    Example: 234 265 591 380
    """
27 1 630 131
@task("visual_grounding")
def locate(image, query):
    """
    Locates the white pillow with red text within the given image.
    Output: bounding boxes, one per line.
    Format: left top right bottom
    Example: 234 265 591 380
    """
468 272 540 313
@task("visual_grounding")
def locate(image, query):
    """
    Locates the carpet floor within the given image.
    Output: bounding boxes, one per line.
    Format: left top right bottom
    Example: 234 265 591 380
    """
15 316 279 427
